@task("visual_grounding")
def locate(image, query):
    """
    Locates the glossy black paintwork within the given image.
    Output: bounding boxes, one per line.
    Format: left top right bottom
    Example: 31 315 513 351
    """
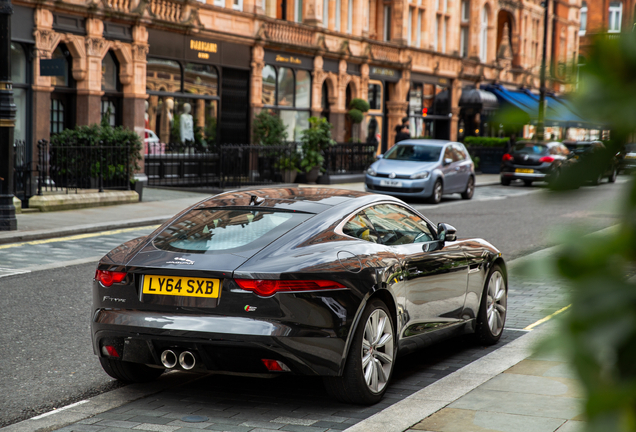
92 187 504 377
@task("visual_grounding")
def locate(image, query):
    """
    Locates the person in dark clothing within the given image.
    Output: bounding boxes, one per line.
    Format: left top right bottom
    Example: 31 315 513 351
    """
394 123 411 144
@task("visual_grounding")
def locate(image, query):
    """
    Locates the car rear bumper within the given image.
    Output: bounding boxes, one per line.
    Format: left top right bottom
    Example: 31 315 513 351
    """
500 163 553 182
92 309 348 376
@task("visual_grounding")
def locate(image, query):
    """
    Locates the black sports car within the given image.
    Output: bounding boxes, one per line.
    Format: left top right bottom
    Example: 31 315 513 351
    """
500 141 570 186
92 188 507 404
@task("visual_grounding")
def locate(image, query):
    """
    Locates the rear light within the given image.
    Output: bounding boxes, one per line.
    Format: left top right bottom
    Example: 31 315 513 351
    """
95 270 127 287
101 345 120 358
234 279 346 297
502 153 513 162
261 359 290 372
539 156 555 163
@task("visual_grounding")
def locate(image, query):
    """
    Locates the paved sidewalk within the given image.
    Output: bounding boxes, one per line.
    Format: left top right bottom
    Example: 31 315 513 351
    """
0 175 500 245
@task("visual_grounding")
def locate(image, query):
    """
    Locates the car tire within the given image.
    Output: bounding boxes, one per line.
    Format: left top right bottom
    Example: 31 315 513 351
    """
323 299 396 405
99 358 164 383
501 178 511 186
428 180 443 204
461 176 475 200
523 180 533 187
608 168 617 183
475 264 507 345
592 171 603 185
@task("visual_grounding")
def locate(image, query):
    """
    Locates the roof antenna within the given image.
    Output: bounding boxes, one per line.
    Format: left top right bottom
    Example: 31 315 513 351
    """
249 195 264 206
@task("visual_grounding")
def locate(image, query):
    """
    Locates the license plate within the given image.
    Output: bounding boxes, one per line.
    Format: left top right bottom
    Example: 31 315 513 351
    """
142 275 221 298
380 179 403 187
626 155 636 159
515 168 534 174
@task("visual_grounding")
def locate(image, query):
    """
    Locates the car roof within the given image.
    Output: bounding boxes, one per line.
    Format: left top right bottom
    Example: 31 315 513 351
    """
393 139 456 147
195 187 376 214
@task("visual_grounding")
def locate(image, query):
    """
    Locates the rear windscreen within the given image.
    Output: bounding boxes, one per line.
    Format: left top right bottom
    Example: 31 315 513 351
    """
385 144 442 162
514 143 548 155
153 208 313 254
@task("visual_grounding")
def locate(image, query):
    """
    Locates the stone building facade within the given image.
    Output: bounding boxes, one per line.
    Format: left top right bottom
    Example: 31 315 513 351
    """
10 0 582 163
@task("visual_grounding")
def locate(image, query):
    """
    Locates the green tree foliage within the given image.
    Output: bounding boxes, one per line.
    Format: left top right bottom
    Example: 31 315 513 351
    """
300 117 336 172
252 110 289 146
540 34 636 432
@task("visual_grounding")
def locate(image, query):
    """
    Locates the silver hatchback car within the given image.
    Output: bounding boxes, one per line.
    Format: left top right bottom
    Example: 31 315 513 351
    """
365 140 475 203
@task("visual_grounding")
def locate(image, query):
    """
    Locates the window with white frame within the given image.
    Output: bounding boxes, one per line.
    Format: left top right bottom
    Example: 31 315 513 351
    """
347 0 353 33
232 0 243 10
214 0 223 6
579 1 587 35
480 6 488 62
433 16 439 50
336 0 342 31
323 0 329 27
460 0 469 57
608 1 622 32
416 11 422 47
295 0 303 22
408 8 413 45
441 18 447 53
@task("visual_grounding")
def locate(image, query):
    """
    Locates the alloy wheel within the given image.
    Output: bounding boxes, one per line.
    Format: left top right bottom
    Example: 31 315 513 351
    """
433 182 442 203
486 271 507 337
361 309 394 393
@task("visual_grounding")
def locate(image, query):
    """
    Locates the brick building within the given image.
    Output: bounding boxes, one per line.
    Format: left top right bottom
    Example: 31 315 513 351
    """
578 0 636 59
10 0 582 163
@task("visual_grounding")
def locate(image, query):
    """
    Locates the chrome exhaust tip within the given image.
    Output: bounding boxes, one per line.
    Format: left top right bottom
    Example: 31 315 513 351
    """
161 350 178 369
179 351 196 370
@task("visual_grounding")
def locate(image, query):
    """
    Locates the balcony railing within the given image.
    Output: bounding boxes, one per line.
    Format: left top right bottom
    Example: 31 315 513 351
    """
260 21 316 47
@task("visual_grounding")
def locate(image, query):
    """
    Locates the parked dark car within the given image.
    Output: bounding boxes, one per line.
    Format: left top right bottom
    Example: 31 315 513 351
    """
562 141 618 184
365 140 475 204
500 141 570 186
91 188 507 404
618 143 636 174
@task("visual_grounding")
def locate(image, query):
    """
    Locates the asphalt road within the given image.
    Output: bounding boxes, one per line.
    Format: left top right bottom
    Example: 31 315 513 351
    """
0 178 630 428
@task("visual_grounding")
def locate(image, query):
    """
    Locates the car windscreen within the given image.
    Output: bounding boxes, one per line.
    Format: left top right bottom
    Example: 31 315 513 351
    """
153 208 314 254
513 143 548 155
384 144 442 162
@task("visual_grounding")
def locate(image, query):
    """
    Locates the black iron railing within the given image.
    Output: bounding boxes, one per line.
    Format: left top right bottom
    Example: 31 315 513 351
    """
145 142 375 188
13 140 34 205
37 139 132 194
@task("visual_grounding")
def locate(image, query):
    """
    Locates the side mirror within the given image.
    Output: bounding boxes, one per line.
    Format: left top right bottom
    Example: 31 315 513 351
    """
437 222 457 243
376 154 384 159
443 158 453 166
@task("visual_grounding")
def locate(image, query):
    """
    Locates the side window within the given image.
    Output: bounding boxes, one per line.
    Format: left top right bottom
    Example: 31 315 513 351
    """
444 146 454 162
548 144 559 155
343 212 379 243
362 204 435 245
452 144 466 161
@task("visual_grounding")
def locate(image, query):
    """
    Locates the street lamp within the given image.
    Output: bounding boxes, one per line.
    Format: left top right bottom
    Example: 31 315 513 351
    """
536 0 550 141
0 0 17 230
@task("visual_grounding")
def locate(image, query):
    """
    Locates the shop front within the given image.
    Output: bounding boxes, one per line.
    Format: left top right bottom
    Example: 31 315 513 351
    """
408 73 452 141
261 50 313 141
365 66 401 154
146 30 250 148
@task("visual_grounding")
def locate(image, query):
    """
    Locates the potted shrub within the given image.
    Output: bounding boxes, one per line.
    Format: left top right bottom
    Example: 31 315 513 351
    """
252 110 289 181
276 152 300 183
348 98 370 142
300 117 336 183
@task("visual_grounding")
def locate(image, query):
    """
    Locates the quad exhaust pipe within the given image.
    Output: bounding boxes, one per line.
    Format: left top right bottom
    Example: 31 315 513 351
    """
160 349 196 370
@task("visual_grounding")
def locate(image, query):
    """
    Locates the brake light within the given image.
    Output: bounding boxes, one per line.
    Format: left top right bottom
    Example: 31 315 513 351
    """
234 279 346 297
261 359 290 372
502 153 513 162
102 345 120 358
539 156 555 163
95 270 127 287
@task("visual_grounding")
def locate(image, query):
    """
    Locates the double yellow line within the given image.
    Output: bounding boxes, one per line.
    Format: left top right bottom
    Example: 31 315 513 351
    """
0 225 158 250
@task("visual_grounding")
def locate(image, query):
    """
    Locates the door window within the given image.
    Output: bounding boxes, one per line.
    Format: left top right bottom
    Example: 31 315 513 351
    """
366 204 435 245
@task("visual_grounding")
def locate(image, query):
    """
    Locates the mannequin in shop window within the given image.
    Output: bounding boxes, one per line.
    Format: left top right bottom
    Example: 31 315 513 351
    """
180 103 195 144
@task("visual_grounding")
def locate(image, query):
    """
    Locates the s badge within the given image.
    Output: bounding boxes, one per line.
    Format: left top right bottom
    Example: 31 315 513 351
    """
244 305 257 312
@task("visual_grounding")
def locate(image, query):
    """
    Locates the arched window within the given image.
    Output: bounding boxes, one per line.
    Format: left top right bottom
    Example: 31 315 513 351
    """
580 1 587 35
101 51 120 127
262 65 277 105
609 1 622 32
460 0 470 57
11 43 29 143
51 44 75 134
480 6 489 63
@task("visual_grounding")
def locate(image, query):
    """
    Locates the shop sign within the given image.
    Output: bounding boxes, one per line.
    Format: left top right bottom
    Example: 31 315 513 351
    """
370 66 401 82
186 37 221 63
40 58 66 77
411 72 450 87
264 50 313 70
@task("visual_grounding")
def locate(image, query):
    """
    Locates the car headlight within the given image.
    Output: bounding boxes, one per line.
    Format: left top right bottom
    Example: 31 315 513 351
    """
367 168 377 176
410 171 430 179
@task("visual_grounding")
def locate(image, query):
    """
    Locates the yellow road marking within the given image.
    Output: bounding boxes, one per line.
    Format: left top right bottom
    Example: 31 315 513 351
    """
523 304 571 331
0 225 159 250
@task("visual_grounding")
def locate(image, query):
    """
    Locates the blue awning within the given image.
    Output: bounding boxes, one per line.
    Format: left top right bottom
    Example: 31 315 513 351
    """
481 84 600 128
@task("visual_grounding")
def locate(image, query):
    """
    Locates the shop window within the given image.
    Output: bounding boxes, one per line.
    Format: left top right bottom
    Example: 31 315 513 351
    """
102 51 118 91
368 83 382 110
101 100 117 127
321 80 330 118
262 65 312 141
579 1 587 35
277 67 294 106
51 44 75 134
50 98 66 135
295 70 311 108
146 58 182 92
101 51 121 127
609 1 622 32
11 43 29 143
262 65 277 105
184 63 218 96
51 46 70 87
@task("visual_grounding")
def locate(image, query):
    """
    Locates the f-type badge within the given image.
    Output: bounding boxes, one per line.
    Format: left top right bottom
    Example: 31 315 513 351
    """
166 257 195 265
244 305 257 312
